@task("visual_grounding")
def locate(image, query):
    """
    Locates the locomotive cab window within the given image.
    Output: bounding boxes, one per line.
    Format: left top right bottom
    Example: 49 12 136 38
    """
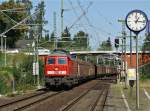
58 58 67 64
48 58 55 64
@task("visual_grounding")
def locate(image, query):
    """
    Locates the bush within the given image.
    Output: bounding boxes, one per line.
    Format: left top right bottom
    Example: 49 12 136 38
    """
140 64 150 80
0 53 45 94
0 69 13 94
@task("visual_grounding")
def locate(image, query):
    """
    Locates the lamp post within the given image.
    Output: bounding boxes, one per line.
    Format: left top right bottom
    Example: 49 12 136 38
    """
26 43 30 55
1 36 3 52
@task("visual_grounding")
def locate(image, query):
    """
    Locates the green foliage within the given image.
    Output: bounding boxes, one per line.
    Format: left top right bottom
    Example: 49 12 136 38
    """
0 53 45 94
97 37 112 51
40 30 91 51
33 0 47 40
58 27 72 49
50 32 55 42
0 0 29 48
19 57 33 82
0 78 6 94
141 34 150 79
39 59 44 81
140 64 150 79
49 31 56 49
0 52 4 66
0 67 14 94
45 33 49 41
142 34 150 51
73 30 89 50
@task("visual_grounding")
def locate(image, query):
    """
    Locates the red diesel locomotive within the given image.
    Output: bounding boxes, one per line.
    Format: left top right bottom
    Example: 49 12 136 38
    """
44 50 118 88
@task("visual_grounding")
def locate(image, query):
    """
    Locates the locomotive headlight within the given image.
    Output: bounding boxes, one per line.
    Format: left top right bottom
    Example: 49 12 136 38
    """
47 71 54 74
54 67 58 71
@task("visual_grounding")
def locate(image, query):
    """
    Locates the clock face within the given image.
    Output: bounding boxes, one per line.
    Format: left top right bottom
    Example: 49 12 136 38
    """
126 10 148 32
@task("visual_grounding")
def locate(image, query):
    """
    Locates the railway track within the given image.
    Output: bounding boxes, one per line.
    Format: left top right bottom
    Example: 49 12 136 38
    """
60 82 110 111
0 90 63 111
90 86 109 111
0 80 111 111
0 90 47 107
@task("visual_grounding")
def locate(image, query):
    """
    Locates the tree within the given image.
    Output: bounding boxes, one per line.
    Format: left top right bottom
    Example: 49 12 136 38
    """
97 37 112 51
45 33 49 41
19 0 33 40
50 32 55 42
73 30 89 50
33 1 47 40
48 31 55 49
0 0 30 48
58 27 72 49
142 34 150 51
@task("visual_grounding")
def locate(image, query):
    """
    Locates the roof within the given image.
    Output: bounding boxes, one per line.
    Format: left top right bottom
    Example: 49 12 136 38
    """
48 53 68 56
70 50 150 55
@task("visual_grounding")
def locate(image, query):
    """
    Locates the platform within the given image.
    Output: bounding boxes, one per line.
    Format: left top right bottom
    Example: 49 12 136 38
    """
104 83 150 111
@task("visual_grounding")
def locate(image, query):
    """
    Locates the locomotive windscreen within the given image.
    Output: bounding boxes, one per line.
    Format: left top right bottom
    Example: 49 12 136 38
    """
48 58 55 64
58 58 67 64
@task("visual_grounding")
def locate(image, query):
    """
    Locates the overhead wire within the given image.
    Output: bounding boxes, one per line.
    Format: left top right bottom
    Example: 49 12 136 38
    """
76 1 98 42
96 9 115 27
0 8 29 25
77 0 116 37
68 1 92 30
67 0 88 32
77 0 93 27
0 9 41 36
77 0 109 48
0 10 18 24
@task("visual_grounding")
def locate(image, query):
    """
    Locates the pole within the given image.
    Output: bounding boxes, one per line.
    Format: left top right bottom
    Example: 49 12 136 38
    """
121 38 124 79
124 37 127 89
36 28 40 89
130 31 132 66
135 34 139 109
53 11 57 49
4 36 6 66
61 0 64 35
96 56 99 64
129 31 134 97
33 40 36 85
85 56 88 62
1 36 3 52
118 19 127 87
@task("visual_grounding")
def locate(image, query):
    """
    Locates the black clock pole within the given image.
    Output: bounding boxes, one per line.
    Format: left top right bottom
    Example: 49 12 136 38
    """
135 32 139 109
125 9 148 110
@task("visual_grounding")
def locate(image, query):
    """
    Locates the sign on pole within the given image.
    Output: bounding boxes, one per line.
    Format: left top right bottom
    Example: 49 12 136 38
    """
33 62 39 75
127 68 136 80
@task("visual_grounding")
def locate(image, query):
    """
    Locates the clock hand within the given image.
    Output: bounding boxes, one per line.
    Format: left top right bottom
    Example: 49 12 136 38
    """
137 21 145 23
135 17 139 23
135 13 138 19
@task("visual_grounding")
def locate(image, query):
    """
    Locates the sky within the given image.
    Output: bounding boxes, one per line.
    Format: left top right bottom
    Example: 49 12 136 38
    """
34 0 150 51
0 0 150 50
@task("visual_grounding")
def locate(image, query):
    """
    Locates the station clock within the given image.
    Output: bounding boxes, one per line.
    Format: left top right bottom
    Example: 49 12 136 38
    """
125 10 148 34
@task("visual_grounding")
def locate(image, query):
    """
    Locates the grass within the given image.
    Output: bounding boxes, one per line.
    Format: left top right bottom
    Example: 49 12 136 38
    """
140 79 150 88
